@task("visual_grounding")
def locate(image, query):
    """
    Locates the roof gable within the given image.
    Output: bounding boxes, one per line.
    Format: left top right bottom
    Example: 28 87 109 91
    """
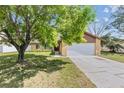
84 32 101 40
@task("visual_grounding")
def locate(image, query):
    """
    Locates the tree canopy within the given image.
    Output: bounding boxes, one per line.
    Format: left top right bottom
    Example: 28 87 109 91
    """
88 20 113 37
101 34 124 53
57 6 95 44
111 6 124 34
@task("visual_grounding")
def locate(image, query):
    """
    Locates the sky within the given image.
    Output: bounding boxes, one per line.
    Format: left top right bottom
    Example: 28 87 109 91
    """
90 5 124 39
93 5 111 23
93 5 120 23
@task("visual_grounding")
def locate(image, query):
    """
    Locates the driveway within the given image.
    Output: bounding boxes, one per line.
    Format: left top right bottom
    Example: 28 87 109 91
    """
68 51 124 88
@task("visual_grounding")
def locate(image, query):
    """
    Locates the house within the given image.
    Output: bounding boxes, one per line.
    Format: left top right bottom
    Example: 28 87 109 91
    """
0 32 101 55
59 32 101 56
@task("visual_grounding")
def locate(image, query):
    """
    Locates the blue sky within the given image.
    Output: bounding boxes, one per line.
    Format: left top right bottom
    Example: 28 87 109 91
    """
93 5 111 21
93 5 113 23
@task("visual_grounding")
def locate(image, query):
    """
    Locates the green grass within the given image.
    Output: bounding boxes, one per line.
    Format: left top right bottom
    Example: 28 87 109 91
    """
0 52 95 88
0 51 51 56
101 51 124 63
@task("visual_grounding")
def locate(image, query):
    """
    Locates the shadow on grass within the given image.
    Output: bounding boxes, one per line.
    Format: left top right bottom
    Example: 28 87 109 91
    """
101 51 124 56
0 54 68 88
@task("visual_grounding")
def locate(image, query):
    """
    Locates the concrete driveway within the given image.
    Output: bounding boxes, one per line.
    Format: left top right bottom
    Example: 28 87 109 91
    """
68 51 124 88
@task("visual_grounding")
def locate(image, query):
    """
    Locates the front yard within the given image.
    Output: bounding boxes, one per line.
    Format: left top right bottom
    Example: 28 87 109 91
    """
0 52 95 88
101 51 124 63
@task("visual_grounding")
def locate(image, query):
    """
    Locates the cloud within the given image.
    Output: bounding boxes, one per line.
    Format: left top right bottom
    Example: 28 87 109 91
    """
103 7 109 13
103 17 109 22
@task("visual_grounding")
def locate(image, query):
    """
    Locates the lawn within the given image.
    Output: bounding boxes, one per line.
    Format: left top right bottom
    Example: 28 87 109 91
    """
0 51 95 88
101 51 124 63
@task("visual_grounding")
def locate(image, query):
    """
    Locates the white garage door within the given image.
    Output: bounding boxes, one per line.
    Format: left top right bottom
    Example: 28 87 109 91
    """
67 43 95 56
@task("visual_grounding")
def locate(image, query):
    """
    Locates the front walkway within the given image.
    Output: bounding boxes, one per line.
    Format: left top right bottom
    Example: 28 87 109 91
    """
68 51 124 88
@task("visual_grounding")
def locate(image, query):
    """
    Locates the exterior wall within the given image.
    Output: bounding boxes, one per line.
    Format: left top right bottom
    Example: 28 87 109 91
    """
2 44 17 52
0 45 3 52
59 42 62 54
84 33 101 55
30 43 51 51
0 44 31 53
60 33 101 56
59 41 68 56
84 33 96 43
30 43 37 50
26 45 31 51
95 38 101 55
0 37 2 52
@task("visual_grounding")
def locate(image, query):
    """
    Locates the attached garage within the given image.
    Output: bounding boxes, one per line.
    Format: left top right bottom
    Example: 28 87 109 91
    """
59 32 101 56
67 43 95 55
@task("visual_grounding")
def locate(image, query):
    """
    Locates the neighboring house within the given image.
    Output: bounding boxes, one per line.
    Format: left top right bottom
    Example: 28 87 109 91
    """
0 39 50 53
0 39 36 52
30 40 51 51
59 32 101 56
0 43 32 53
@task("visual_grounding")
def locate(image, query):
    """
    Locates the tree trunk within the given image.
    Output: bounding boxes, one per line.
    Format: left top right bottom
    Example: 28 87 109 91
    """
17 49 25 63
15 42 30 64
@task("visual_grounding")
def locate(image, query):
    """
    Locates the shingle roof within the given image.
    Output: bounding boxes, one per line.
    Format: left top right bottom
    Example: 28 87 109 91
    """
84 32 101 40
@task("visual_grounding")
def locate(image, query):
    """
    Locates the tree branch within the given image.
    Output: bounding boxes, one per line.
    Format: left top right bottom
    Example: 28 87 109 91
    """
3 29 19 49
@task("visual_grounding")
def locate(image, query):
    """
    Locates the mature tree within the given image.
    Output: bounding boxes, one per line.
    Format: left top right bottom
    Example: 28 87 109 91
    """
0 6 59 63
0 6 95 64
111 6 124 34
101 34 124 53
88 20 114 37
58 6 95 44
